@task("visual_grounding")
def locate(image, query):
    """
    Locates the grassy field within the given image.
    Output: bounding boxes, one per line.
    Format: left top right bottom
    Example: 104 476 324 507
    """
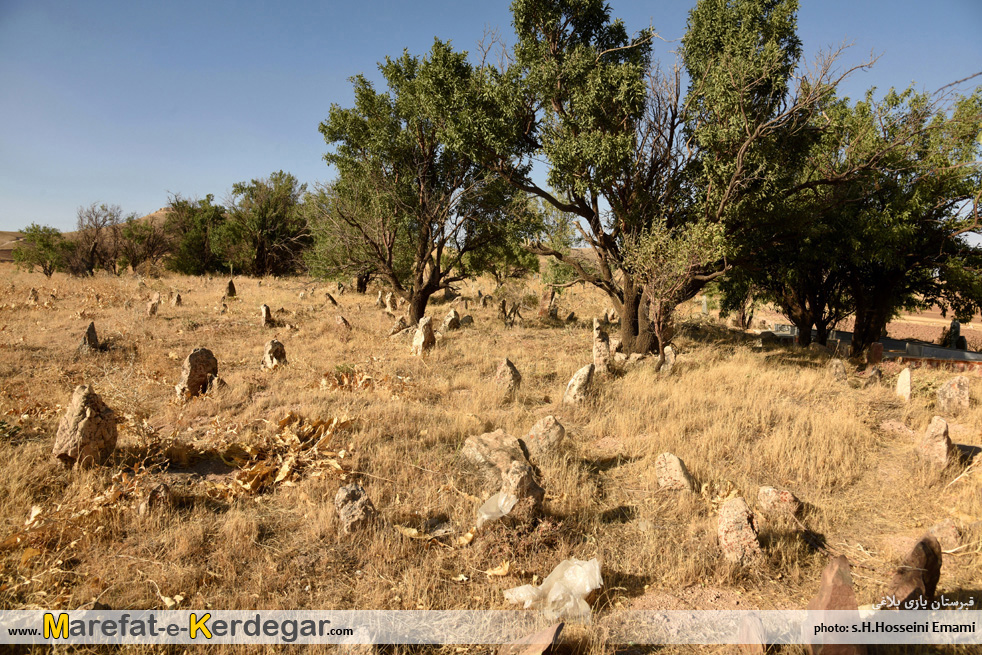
0 265 979 654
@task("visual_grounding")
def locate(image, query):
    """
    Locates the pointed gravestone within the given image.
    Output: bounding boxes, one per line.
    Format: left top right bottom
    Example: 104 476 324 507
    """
175 348 219 400
494 358 522 403
717 497 762 564
411 317 435 356
52 385 117 468
261 304 273 328
562 364 594 405
936 376 970 414
79 322 99 352
896 367 912 402
592 319 612 375
225 279 236 298
262 339 287 369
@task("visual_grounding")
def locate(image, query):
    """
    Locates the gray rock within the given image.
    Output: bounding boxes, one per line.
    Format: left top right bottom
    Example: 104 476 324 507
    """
887 535 942 610
494 358 522 402
462 429 544 507
175 348 219 400
562 364 594 405
717 497 761 565
523 416 566 459
654 453 696 492
262 339 287 369
918 416 955 466
171 293 182 307
460 315 474 327
828 359 848 382
387 316 409 336
441 308 461 332
757 486 802 517
261 304 273 328
936 376 970 414
146 299 159 317
52 385 117 468
593 319 612 375
660 345 676 374
411 316 435 356
334 484 378 534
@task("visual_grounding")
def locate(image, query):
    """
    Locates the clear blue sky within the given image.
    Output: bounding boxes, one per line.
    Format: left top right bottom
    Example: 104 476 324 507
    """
0 0 979 232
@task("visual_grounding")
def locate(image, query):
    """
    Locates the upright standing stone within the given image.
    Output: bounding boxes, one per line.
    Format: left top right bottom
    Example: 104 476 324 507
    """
886 535 942 610
175 348 219 400
865 366 883 386
592 319 612 375
481 295 492 308
262 339 287 369
261 304 273 328
538 288 555 318
27 288 39 305
918 416 955 466
896 367 912 402
335 484 378 534
325 292 338 307
493 358 522 403
335 315 352 331
562 364 594 405
388 316 409 336
829 359 848 382
171 293 182 307
384 292 397 314
654 453 696 492
79 322 99 351
375 290 384 308
936 376 970 414
52 385 117 468
523 416 566 459
948 319 961 349
411 317 436 356
805 556 866 655
441 308 461 332
462 429 544 507
226 279 236 298
717 498 761 564
866 342 883 365
660 344 676 375
146 299 159 317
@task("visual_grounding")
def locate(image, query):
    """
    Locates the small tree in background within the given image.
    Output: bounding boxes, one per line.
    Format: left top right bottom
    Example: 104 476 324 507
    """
164 194 228 275
64 203 131 276
12 224 70 277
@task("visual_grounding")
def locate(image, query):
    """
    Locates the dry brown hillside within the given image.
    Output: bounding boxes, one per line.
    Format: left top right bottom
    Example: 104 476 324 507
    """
0 267 979 654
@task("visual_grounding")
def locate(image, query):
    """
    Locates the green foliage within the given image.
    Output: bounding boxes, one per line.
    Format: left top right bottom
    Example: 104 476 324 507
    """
317 40 520 321
118 216 170 273
214 171 309 276
12 224 69 277
164 194 228 275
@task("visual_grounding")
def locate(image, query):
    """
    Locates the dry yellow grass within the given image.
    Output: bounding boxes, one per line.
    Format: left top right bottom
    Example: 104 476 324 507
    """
0 265 979 655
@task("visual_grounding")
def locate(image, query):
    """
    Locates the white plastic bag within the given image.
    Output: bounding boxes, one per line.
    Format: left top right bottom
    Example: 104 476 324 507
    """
476 491 519 528
504 558 602 622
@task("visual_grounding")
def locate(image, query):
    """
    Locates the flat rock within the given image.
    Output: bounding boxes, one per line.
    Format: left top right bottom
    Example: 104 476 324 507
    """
497 623 563 655
52 385 117 468
757 486 802 517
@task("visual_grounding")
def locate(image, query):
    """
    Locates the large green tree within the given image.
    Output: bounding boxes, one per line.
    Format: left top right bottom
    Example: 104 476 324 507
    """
315 41 521 323
164 194 229 275
445 0 855 353
12 224 70 277
215 171 309 276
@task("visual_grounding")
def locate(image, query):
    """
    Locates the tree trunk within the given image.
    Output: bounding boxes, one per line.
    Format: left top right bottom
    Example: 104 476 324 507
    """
407 289 434 325
850 294 892 358
354 273 369 294
618 280 654 354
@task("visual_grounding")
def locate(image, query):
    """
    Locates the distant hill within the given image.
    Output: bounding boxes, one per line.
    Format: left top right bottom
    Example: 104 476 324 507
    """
0 208 170 263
